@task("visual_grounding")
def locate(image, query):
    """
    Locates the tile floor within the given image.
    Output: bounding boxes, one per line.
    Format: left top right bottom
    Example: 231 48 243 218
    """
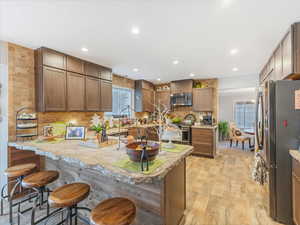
184 144 283 225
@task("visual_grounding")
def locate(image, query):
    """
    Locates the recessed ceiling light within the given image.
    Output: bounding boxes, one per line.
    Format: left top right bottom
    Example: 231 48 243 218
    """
81 47 88 52
133 68 139 72
173 60 179 65
190 73 195 77
230 48 239 55
232 67 239 72
157 78 161 81
131 26 140 35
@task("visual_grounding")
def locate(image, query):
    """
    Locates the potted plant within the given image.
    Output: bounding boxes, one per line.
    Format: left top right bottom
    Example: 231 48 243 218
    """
90 114 104 144
218 121 229 141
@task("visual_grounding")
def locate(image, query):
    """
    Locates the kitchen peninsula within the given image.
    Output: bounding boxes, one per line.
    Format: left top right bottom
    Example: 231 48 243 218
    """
8 140 193 225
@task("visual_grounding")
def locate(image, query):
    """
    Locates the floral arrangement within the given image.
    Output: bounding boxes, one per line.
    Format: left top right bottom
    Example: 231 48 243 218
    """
90 114 103 133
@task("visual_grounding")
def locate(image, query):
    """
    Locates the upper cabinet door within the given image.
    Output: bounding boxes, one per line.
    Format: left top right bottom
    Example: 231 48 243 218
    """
155 90 170 109
171 80 193 94
67 56 85 74
274 45 283 81
193 88 213 112
100 80 112 112
67 72 85 111
142 89 154 112
43 48 66 70
101 67 112 81
282 30 293 78
86 76 101 111
43 66 67 111
85 62 101 78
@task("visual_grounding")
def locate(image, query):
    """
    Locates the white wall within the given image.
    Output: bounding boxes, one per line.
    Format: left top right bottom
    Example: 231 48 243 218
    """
218 74 258 122
0 41 8 187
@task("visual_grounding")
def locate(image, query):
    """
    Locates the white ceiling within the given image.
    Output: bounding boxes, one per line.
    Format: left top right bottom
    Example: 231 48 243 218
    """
1 0 300 83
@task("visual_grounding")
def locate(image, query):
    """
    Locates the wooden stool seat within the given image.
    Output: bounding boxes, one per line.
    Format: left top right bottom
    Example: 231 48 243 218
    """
90 197 136 225
4 163 36 178
21 170 59 188
48 183 90 208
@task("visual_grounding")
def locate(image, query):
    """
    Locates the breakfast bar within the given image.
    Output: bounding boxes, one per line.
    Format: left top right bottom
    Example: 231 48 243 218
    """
8 140 193 225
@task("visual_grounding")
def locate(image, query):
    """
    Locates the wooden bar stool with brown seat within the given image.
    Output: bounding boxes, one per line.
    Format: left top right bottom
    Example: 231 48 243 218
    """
45 182 91 225
0 163 37 225
90 197 136 225
21 170 59 225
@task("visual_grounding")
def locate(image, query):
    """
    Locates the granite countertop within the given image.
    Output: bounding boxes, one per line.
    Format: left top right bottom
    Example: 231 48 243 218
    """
290 150 300 163
8 139 193 184
191 125 218 129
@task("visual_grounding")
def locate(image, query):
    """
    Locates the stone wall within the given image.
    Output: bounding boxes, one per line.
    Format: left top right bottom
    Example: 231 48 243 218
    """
8 43 35 141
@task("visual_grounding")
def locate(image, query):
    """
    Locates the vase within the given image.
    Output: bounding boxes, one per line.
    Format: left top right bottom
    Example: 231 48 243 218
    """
96 133 102 144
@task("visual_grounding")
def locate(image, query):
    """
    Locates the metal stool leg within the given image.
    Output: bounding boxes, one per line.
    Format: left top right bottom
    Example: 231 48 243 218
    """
0 182 8 216
30 188 40 225
9 178 21 225
74 205 78 225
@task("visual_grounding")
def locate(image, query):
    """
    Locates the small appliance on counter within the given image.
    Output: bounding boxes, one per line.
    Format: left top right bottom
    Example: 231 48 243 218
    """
202 115 213 125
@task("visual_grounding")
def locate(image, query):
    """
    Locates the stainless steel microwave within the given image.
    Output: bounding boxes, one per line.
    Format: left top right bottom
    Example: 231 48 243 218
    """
170 93 192 106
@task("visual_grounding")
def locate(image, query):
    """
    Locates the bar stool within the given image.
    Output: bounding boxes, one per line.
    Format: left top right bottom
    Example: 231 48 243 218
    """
0 163 36 224
90 197 136 225
21 170 59 225
45 182 91 225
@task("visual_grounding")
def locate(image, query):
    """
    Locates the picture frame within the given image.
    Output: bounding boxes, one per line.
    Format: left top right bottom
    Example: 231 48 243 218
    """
65 126 86 140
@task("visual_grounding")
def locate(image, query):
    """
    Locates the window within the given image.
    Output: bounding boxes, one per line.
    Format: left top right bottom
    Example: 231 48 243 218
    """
234 101 255 130
106 86 133 117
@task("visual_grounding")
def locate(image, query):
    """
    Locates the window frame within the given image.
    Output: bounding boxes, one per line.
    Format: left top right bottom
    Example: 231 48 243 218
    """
233 100 255 131
105 85 135 118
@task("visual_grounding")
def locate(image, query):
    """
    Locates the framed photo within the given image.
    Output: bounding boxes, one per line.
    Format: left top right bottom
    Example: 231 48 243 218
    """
65 126 86 140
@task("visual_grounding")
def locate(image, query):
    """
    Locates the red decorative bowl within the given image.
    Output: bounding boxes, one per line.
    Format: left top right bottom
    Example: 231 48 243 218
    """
126 142 159 162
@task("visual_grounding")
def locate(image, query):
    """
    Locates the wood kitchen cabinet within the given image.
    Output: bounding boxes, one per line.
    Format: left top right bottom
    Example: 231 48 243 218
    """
35 47 113 112
192 88 214 112
170 79 193 94
155 90 170 109
292 158 300 225
100 80 112 112
101 67 113 81
67 56 85 74
282 30 293 77
85 76 101 111
135 80 155 112
36 66 67 112
274 45 283 81
292 159 300 225
260 22 300 84
85 62 102 78
67 72 85 111
39 47 66 70
192 127 216 158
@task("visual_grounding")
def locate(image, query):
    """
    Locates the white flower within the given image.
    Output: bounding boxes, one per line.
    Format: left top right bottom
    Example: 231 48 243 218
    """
90 114 101 127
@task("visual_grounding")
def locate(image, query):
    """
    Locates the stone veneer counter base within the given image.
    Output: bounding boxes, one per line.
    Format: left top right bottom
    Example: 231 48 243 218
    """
8 140 193 225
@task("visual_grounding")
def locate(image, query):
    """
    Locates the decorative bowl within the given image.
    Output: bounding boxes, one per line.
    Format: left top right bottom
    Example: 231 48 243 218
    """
126 142 159 162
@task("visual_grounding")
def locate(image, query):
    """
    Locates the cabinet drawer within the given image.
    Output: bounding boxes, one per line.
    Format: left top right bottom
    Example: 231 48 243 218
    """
192 143 213 155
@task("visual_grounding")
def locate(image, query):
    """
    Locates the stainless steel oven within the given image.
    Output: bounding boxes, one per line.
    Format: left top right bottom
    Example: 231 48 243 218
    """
180 125 191 144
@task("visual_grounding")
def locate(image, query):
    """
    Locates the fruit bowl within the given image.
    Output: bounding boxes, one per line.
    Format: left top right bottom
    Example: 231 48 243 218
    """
126 142 159 162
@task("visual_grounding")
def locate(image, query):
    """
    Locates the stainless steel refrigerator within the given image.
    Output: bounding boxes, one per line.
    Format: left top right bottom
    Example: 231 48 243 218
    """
256 80 300 225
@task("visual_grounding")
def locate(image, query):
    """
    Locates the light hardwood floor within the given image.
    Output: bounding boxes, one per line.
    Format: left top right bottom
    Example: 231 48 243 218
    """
184 148 283 225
